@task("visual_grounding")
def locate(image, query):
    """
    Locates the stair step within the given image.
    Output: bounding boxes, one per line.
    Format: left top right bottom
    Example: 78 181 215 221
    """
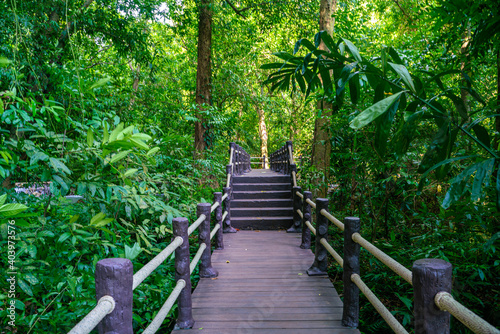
231 207 293 217
232 191 292 200
231 199 292 208
232 183 291 191
233 175 291 184
231 216 293 230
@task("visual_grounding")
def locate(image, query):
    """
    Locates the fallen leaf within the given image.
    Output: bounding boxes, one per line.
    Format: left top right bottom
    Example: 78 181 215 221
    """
298 273 303 276
211 278 218 280
226 260 230 263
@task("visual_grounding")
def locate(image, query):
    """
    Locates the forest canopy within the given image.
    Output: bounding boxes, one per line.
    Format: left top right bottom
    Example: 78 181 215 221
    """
0 0 499 333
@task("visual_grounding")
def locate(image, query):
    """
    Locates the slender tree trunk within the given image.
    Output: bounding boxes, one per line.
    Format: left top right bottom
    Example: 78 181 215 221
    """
194 0 212 157
257 106 268 167
311 0 336 197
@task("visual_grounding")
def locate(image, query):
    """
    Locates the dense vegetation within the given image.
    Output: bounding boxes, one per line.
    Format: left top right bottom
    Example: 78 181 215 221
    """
0 0 498 333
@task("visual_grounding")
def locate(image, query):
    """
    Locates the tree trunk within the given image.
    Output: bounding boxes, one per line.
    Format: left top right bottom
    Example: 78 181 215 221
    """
257 106 268 168
311 0 336 197
194 0 212 157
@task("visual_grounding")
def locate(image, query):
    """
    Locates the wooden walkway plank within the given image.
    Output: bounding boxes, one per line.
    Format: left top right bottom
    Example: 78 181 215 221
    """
172 231 360 333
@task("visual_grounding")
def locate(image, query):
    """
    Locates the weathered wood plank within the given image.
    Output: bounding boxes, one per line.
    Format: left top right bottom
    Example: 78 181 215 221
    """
172 230 359 333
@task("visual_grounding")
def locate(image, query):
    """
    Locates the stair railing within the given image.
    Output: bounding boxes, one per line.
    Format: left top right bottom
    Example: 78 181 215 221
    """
66 143 249 334
269 142 499 334
269 141 297 187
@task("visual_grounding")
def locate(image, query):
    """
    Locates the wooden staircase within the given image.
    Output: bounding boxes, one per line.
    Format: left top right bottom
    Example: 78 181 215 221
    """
231 169 293 230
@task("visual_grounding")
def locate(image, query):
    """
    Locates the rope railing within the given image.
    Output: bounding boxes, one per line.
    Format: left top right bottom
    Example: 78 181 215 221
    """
351 274 409 334
188 214 206 236
66 142 247 334
190 243 207 274
274 140 498 334
132 236 184 290
434 292 500 334
352 232 413 285
67 296 115 334
141 279 186 334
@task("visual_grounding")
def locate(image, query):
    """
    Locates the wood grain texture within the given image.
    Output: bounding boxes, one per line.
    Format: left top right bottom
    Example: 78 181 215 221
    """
172 231 359 333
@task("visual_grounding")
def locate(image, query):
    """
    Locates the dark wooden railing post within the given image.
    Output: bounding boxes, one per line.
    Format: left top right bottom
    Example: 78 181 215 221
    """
229 142 236 175
96 258 133 334
198 203 218 278
223 187 236 233
300 191 312 249
214 192 223 250
226 165 232 188
173 217 194 329
287 186 302 233
342 217 361 327
286 140 293 174
263 154 266 169
307 198 329 276
413 259 452 334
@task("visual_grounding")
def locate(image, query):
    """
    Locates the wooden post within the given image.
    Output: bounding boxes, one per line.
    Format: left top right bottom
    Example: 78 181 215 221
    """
287 186 302 233
286 141 293 175
96 258 133 334
226 164 232 188
229 142 236 175
307 198 328 276
214 192 223 250
223 187 236 233
300 191 312 249
173 217 194 329
263 154 266 169
197 203 218 278
342 217 360 327
413 259 452 334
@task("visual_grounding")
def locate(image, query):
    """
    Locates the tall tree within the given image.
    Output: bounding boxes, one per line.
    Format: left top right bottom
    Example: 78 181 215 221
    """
311 0 336 197
194 0 213 156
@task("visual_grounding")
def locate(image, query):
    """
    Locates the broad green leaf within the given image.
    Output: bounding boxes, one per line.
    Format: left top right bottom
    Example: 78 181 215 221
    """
417 120 454 176
18 279 33 296
471 158 495 201
350 91 404 129
109 123 124 143
0 194 6 206
49 157 71 175
124 242 142 260
123 168 138 178
0 203 28 217
319 31 336 53
130 138 149 150
109 150 131 164
58 232 71 243
30 151 49 165
393 110 423 156
52 175 69 194
273 51 294 62
147 147 160 156
388 62 416 94
131 133 152 141
388 47 403 65
0 57 12 67
472 125 490 148
374 98 400 157
24 273 39 285
89 76 111 90
348 73 360 105
90 212 106 225
92 218 113 227
103 122 109 143
87 128 94 147
441 160 493 209
341 38 362 63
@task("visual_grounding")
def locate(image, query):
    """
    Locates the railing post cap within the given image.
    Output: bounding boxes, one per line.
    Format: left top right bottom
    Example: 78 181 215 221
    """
344 217 360 222
198 202 211 209
413 258 452 270
97 258 132 268
293 185 301 190
316 197 328 203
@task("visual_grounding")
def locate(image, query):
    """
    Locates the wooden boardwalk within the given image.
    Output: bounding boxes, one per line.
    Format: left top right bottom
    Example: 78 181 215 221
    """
174 231 360 333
